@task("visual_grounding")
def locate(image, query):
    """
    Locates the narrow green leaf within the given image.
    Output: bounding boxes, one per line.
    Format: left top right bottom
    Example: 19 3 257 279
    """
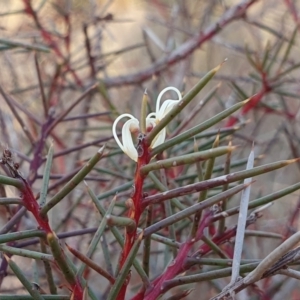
212 181 300 222
0 38 50 52
77 196 116 277
106 215 136 234
277 26 298 72
0 197 22 205
137 228 180 248
0 174 24 189
0 245 54 262
170 83 220 138
217 140 232 235
200 235 228 258
231 82 249 100
40 146 105 216
4 255 45 300
141 90 148 134
163 262 258 291
148 172 191 215
265 38 285 74
40 143 54 207
86 183 150 286
245 44 260 72
47 233 77 287
40 238 57 294
144 159 298 205
261 41 271 70
146 63 223 146
142 206 152 276
160 169 177 258
0 229 45 244
107 232 143 300
142 146 235 175
151 99 248 156
191 134 220 238
144 183 249 236
276 62 300 79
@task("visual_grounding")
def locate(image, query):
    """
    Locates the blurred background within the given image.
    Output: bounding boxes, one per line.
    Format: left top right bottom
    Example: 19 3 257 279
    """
0 0 300 299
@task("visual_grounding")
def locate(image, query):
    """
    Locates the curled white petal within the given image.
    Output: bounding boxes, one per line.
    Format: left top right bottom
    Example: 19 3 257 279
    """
146 116 156 129
112 113 139 161
146 116 166 149
156 87 182 121
122 119 139 161
146 112 157 120
151 128 166 148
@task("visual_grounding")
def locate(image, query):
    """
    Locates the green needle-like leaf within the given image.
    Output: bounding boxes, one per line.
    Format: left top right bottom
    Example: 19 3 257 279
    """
40 238 57 295
0 197 22 205
40 145 105 216
106 215 136 233
144 159 298 205
212 181 300 222
142 145 235 175
86 182 150 286
141 90 148 134
47 233 77 287
146 63 223 146
107 232 143 300
277 26 298 72
40 142 54 206
0 174 24 189
144 183 249 236
0 245 54 262
191 134 220 238
4 255 45 300
151 99 248 157
0 38 50 52
77 196 116 277
0 229 45 244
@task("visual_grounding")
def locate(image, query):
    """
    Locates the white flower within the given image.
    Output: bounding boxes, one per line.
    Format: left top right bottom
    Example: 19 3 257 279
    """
146 87 182 148
155 86 182 121
112 113 140 162
112 87 182 161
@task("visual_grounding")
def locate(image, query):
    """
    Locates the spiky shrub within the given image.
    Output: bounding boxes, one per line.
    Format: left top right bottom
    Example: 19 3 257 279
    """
1 65 300 299
1 1 300 300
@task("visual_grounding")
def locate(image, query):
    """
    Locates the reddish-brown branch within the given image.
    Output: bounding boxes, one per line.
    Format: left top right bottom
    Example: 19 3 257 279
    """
22 0 83 87
20 177 84 299
72 280 84 300
83 24 96 78
225 71 272 127
117 137 151 299
143 212 212 300
132 213 258 300
100 0 259 88
20 179 52 234
284 0 299 25
64 13 71 56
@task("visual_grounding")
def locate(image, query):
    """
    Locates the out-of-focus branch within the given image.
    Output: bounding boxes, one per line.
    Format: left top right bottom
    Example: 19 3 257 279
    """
101 0 259 87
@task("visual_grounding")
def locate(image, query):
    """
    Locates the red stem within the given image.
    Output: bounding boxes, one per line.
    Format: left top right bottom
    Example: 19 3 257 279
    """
142 213 211 300
225 74 272 127
19 177 84 299
117 137 151 300
22 0 83 87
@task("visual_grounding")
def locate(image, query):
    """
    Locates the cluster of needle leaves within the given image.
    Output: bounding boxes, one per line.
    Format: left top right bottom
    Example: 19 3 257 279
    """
1 1 300 300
